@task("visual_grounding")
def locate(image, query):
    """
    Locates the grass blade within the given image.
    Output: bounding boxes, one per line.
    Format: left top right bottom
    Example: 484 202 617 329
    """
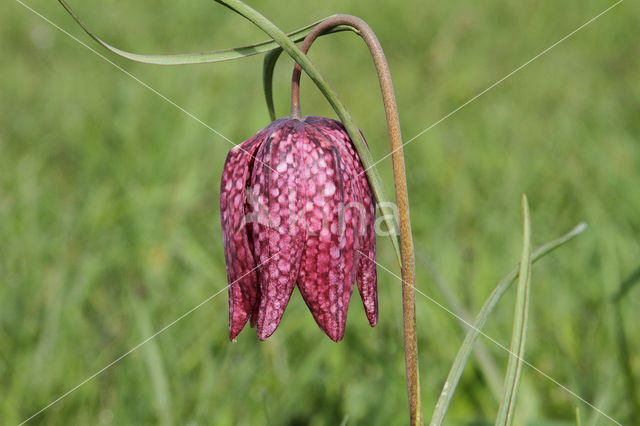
429 220 587 426
576 405 582 426
495 194 533 425
58 0 336 65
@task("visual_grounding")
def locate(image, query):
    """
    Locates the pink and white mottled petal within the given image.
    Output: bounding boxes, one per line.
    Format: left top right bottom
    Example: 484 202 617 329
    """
251 121 306 340
305 117 378 327
356 189 378 326
296 122 361 342
220 129 269 341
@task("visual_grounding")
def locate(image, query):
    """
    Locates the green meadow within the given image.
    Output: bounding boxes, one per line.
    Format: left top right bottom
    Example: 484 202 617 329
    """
2 0 638 424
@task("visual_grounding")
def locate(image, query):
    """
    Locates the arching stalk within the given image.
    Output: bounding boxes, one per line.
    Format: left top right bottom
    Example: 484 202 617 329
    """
288 15 422 425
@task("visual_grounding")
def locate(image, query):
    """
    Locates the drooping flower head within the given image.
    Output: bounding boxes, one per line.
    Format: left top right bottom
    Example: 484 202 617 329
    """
220 116 377 342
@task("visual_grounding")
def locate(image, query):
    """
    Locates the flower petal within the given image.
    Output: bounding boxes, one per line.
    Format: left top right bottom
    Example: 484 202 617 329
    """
304 117 378 326
251 121 306 340
220 125 271 341
296 122 361 342
355 188 378 326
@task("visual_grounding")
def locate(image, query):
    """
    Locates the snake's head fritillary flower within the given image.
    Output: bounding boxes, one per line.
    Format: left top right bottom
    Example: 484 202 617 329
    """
220 116 377 342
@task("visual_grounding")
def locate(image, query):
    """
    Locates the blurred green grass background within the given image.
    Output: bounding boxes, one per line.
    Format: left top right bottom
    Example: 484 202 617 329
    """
2 0 639 424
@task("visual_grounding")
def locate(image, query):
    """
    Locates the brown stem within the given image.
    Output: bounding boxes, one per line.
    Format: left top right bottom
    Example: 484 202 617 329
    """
290 15 422 425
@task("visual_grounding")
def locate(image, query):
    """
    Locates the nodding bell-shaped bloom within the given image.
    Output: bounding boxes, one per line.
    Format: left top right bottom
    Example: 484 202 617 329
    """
220 116 377 342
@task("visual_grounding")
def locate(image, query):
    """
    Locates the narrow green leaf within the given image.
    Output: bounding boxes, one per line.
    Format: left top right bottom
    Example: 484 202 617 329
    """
262 48 283 121
576 405 582 426
430 221 586 426
215 0 403 264
495 194 533 425
58 0 336 65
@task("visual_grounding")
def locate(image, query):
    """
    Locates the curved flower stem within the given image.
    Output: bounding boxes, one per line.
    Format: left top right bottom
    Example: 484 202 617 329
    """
289 15 422 425
263 25 357 121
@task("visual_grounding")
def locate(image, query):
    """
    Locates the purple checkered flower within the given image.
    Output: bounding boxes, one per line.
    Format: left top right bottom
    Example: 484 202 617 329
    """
220 116 377 342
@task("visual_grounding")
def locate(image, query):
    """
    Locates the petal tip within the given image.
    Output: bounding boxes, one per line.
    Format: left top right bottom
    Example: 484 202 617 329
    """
257 324 277 341
367 314 378 328
229 313 249 341
327 331 345 342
